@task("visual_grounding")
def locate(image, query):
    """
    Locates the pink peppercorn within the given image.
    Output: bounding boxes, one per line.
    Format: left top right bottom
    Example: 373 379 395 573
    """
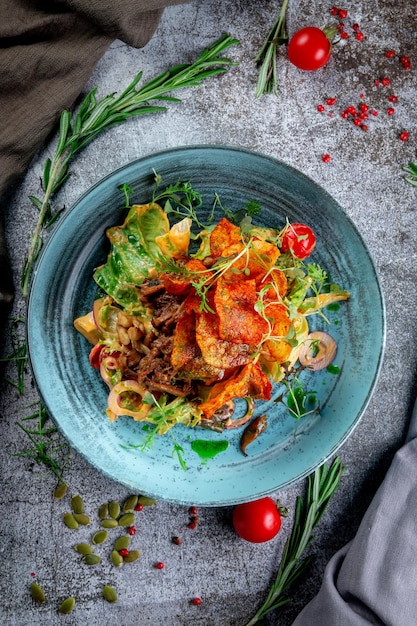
386 107 395 116
326 97 336 106
155 561 165 570
321 154 331 163
317 104 325 112
399 131 409 141
341 31 349 39
353 118 362 126
338 9 348 19
381 77 391 86
134 504 143 512
352 23 360 31
388 95 398 102
128 525 136 536
119 548 129 557
370 109 379 116
355 32 365 41
192 597 202 606
385 49 396 58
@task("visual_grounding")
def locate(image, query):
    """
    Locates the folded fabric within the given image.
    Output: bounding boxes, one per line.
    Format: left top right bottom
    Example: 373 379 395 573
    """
292 397 417 626
0 0 190 309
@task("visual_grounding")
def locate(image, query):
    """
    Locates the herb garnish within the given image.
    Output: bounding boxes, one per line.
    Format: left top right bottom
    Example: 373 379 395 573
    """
245 457 344 625
255 0 289 97
21 33 239 297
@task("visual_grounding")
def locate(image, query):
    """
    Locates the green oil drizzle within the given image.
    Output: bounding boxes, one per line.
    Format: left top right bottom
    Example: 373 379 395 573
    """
191 439 229 461
327 364 340 375
326 303 340 311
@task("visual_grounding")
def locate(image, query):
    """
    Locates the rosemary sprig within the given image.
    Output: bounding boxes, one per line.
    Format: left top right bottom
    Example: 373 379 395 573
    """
403 160 417 186
255 0 289 97
13 402 70 484
21 33 240 297
245 457 344 625
0 318 28 394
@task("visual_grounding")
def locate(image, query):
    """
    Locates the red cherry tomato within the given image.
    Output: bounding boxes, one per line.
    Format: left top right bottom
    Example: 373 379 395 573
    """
232 497 281 543
281 223 316 259
288 26 332 70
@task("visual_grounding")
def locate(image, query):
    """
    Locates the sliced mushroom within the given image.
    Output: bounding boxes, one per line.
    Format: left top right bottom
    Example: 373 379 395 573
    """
298 331 337 371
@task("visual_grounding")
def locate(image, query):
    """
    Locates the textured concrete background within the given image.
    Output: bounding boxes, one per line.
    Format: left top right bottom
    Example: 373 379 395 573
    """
1 0 416 624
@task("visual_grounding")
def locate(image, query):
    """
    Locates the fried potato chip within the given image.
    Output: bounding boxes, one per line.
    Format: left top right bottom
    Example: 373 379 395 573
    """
196 304 255 369
199 361 272 418
214 277 268 344
262 302 292 363
209 217 242 257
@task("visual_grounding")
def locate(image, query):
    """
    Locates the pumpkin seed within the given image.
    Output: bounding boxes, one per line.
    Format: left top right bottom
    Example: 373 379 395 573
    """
101 518 118 529
73 543 94 555
102 585 117 603
30 582 46 604
117 513 134 527
123 549 140 563
111 550 124 567
98 503 109 519
82 554 102 566
114 535 131 551
122 495 138 512
73 513 91 526
138 495 157 506
92 530 108 545
71 494 84 515
59 596 76 614
54 483 68 499
63 513 79 530
108 500 120 519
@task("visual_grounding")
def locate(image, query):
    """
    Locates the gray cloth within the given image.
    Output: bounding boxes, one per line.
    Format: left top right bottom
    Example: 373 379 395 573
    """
293 399 417 626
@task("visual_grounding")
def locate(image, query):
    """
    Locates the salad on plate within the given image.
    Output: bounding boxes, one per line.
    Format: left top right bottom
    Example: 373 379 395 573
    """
74 177 350 452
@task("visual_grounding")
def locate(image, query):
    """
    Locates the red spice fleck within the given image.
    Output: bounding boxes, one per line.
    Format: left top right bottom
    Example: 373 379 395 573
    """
381 77 391 87
374 79 380 86
399 131 409 141
192 597 202 606
330 6 339 16
128 525 136 536
30 572 36 577
386 107 395 116
361 124 368 131
359 93 365 99
353 118 362 127
340 31 349 40
340 110 349 119
119 548 129 557
355 32 365 41
326 97 336 106
134 504 143 512
321 154 331 163
388 95 398 102
188 506 198 516
338 9 348 19
370 109 379 116
155 561 165 569
352 23 360 32
385 49 396 58
172 536 182 545
317 104 325 112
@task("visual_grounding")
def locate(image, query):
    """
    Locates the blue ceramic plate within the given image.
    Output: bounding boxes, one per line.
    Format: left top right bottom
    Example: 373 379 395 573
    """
27 146 385 505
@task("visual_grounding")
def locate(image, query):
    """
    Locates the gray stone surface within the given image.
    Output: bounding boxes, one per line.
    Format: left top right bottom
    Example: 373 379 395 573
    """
1 1 416 624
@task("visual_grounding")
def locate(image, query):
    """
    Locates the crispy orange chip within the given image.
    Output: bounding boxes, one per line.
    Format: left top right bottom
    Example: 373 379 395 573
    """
210 218 242 258
161 258 212 296
196 306 255 369
214 277 268 344
262 302 292 363
199 361 272 418
171 308 222 380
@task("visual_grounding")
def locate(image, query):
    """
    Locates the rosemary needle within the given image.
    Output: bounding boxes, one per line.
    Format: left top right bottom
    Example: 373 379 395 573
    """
21 33 239 297
245 457 344 625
